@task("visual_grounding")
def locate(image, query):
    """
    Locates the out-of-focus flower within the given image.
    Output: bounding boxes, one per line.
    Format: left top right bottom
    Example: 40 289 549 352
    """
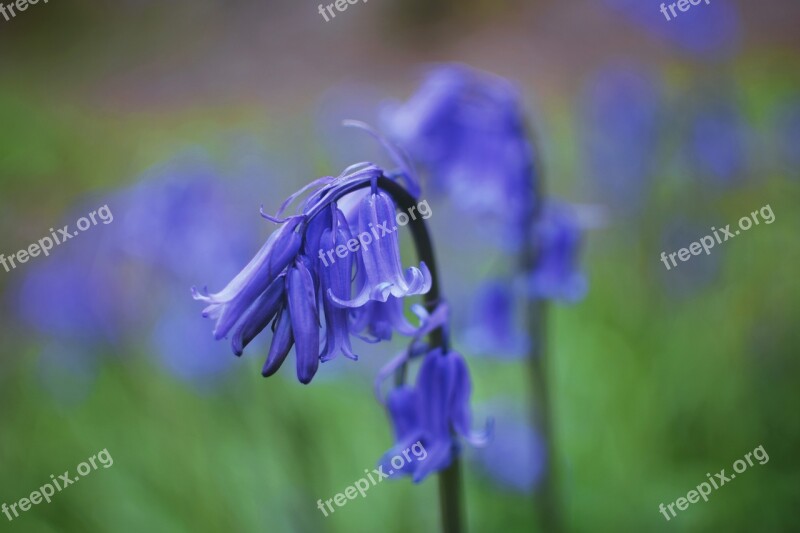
114 154 263 383
599 0 741 61
471 402 546 493
687 101 749 186
17 235 127 344
529 202 588 302
384 63 535 245
580 65 661 213
379 346 488 482
152 293 237 384
463 280 529 358
193 163 430 384
350 296 417 342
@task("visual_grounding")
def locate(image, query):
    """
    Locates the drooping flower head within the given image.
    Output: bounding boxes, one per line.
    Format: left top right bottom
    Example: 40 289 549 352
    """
384 63 536 245
375 303 490 482
379 345 489 483
528 201 588 303
193 164 431 384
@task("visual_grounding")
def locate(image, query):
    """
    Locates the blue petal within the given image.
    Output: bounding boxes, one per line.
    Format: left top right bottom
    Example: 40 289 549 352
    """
262 307 294 377
319 220 359 362
287 259 320 384
193 216 303 339
230 275 285 356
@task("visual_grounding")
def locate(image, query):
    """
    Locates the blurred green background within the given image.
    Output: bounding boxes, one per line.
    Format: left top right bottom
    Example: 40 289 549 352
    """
1 0 798 531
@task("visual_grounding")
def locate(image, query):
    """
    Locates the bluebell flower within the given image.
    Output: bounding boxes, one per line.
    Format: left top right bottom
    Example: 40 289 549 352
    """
379 346 489 482
580 65 660 213
193 216 304 341
384 64 535 244
153 293 238 384
471 402 546 493
463 280 529 358
17 237 127 344
599 0 740 61
194 161 431 383
687 101 749 186
287 257 321 384
528 202 588 302
329 188 431 307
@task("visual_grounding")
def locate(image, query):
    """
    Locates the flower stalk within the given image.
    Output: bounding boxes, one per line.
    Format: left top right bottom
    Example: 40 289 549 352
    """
375 177 463 533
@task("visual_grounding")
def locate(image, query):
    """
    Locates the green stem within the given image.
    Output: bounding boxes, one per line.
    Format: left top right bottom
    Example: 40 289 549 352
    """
525 296 560 532
522 134 561 532
377 177 463 533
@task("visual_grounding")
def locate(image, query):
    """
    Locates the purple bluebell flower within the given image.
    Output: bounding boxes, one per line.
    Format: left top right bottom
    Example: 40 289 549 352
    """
319 210 359 362
287 258 321 384
194 160 431 383
687 101 749 186
379 346 488 482
153 293 238 384
599 0 740 61
17 239 127 343
580 65 660 213
192 216 303 341
463 280 529 358
471 402 546 493
329 188 431 308
384 64 535 244
529 202 587 302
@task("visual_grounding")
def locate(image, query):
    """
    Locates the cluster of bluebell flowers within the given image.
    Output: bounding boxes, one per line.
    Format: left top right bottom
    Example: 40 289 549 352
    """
385 64 589 358
194 154 488 483
193 163 433 383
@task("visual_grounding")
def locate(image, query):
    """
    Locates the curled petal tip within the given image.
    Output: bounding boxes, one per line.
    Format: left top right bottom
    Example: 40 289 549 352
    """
191 286 210 301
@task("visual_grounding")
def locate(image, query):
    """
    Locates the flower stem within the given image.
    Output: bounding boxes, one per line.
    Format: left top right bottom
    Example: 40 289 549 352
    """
376 176 464 533
525 295 560 532
522 141 562 532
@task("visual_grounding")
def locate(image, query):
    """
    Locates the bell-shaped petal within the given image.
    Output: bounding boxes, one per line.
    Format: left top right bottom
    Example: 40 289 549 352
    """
379 345 488 483
319 216 358 362
330 190 431 307
262 307 294 377
193 216 303 340
230 275 285 356
287 258 320 384
377 386 424 479
350 296 418 342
